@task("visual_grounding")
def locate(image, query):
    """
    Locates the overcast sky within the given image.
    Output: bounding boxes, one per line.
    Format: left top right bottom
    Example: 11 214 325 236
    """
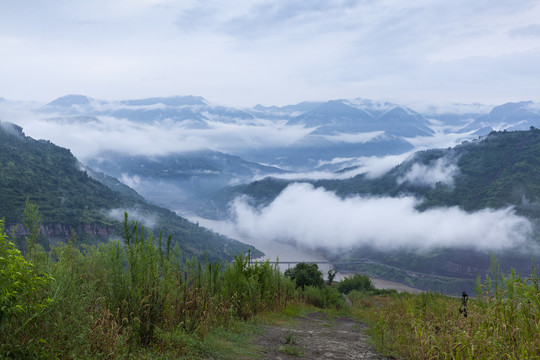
2 0 540 107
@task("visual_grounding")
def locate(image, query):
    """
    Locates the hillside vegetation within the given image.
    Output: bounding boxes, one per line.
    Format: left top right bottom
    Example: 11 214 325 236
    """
2 215 540 359
216 128 540 217
352 260 540 359
0 122 257 261
210 129 540 292
327 127 540 215
0 214 346 359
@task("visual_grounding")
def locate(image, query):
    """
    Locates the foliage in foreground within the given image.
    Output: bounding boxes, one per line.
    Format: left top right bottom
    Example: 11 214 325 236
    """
352 258 540 360
0 213 344 359
0 220 50 328
338 273 375 294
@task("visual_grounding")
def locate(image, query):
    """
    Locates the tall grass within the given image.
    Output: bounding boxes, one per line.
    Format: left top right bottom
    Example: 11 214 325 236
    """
0 213 342 359
352 259 540 360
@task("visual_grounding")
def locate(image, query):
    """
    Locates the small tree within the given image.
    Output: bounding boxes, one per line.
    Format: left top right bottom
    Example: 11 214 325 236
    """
22 198 42 256
284 263 325 290
327 268 337 286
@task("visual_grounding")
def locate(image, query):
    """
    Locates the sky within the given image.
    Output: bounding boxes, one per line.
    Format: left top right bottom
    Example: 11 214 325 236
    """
2 0 540 107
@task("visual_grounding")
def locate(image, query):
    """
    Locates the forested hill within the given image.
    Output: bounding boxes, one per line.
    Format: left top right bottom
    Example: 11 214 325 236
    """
324 127 540 217
0 121 257 260
208 129 540 292
213 128 540 220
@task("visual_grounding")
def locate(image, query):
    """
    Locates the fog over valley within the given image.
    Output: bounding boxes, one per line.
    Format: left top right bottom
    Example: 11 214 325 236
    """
2 95 540 279
229 183 533 252
3 0 540 294
5 4 540 357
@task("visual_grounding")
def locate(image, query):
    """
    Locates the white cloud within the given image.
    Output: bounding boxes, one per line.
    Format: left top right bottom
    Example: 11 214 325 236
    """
398 156 459 187
4 110 311 161
229 183 534 252
120 173 142 189
359 153 413 178
253 170 359 182
321 131 385 143
1 1 540 107
251 152 412 182
107 208 158 229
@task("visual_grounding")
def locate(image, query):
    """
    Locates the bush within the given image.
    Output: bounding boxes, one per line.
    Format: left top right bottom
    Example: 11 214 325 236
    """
337 274 375 294
0 211 342 358
0 219 51 327
303 285 344 309
284 263 325 289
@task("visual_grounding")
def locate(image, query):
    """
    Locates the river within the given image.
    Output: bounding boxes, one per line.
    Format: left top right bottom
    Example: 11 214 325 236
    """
185 215 420 293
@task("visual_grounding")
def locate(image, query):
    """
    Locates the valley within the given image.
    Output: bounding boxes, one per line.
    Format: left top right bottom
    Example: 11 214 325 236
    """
2 95 540 294
4 3 540 358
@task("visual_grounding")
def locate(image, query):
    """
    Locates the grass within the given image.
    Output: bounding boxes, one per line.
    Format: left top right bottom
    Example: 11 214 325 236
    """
279 343 305 357
8 206 539 359
350 260 540 360
0 213 346 359
278 331 304 357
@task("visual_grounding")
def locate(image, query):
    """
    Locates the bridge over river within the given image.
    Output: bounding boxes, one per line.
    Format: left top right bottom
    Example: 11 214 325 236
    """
262 260 371 270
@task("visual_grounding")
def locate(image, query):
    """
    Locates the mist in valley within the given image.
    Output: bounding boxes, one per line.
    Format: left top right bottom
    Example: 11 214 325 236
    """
3 1 540 292
2 98 540 263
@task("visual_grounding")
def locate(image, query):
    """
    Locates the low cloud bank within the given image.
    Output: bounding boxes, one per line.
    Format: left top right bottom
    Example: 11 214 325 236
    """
230 183 533 252
321 131 385 143
252 153 413 182
107 208 157 229
398 156 459 187
3 110 311 161
120 173 142 190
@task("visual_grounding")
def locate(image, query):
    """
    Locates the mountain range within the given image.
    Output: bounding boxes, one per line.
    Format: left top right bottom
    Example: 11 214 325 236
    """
2 94 540 293
7 94 537 213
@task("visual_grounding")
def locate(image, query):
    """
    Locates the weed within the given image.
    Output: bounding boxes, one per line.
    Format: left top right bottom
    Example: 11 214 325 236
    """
1 212 342 358
284 331 297 345
280 332 305 358
353 257 540 359
279 344 305 357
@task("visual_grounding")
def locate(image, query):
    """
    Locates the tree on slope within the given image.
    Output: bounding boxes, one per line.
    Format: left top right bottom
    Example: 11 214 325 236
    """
284 263 325 290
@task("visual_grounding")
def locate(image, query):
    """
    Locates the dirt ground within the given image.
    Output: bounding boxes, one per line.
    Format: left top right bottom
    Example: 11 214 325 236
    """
251 312 389 359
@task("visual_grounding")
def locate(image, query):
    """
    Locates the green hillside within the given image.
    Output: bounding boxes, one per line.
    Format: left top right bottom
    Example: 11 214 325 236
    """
0 122 258 260
214 128 540 218
326 128 540 216
209 129 540 292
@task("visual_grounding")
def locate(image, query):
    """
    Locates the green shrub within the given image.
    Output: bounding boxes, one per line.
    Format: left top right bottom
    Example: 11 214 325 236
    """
303 285 344 309
0 212 336 358
0 219 51 328
337 274 375 294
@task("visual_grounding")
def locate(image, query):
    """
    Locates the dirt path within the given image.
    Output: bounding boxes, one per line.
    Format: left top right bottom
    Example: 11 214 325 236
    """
251 312 389 359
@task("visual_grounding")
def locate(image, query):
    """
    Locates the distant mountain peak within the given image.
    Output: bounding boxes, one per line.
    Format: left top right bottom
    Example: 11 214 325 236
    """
252 104 268 110
120 95 207 107
305 100 373 118
47 94 93 107
489 100 536 116
461 100 540 135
